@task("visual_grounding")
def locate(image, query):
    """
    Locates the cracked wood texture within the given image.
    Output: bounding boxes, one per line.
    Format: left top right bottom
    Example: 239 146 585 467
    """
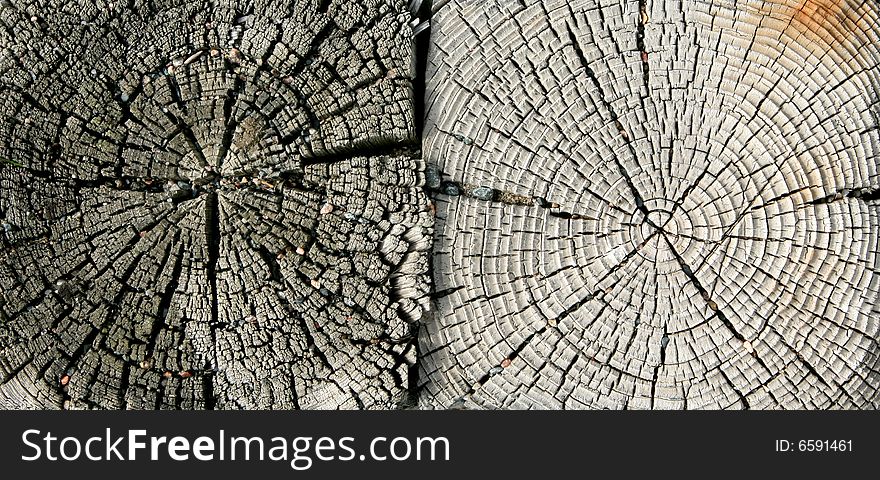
420 0 880 409
0 0 433 409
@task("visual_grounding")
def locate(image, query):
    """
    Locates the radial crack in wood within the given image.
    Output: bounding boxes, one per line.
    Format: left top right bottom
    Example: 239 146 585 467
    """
0 0 432 410
419 0 880 409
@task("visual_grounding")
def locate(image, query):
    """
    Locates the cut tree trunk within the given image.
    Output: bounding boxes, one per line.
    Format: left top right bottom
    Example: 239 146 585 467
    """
419 0 880 409
0 0 432 409
2 0 878 411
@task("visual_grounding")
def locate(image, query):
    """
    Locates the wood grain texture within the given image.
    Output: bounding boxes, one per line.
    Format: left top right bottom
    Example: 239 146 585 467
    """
420 0 880 409
0 0 432 409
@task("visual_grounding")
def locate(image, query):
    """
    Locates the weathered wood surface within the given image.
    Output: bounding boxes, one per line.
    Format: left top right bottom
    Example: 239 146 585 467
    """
419 0 880 409
0 0 432 409
2 0 879 411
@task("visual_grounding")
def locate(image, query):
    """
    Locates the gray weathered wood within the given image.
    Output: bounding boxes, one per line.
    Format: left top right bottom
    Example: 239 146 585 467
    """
420 0 880 409
0 0 432 409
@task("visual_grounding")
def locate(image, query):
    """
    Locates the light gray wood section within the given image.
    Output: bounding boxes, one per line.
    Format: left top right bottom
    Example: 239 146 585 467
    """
420 0 880 409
